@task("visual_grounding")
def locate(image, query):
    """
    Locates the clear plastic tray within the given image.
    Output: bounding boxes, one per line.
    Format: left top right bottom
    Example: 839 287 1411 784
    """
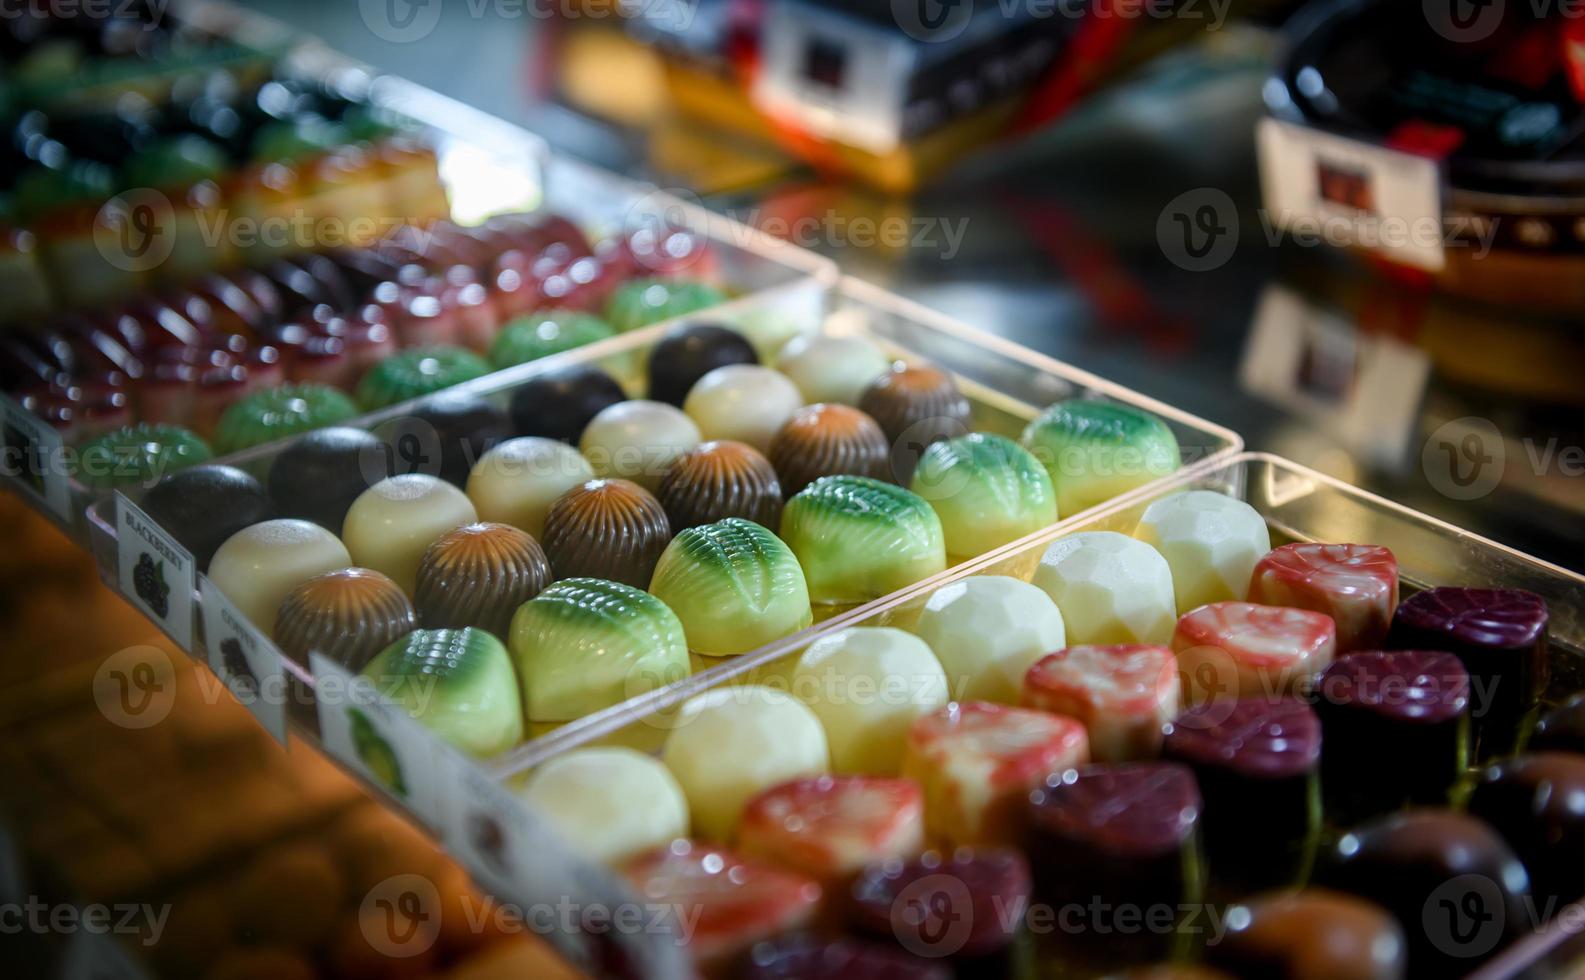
502 451 1585 978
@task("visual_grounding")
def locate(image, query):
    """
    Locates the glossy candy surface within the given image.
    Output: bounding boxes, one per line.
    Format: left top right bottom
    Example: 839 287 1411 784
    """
648 518 811 656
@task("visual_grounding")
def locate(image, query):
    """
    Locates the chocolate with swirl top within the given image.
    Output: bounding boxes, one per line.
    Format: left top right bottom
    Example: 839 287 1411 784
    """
858 363 971 482
656 440 783 531
767 403 890 497
414 522 552 638
541 479 672 587
274 567 416 671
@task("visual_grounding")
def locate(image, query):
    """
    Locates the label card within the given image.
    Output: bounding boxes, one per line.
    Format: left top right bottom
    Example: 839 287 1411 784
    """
311 654 442 829
199 575 289 746
115 492 195 651
0 393 71 522
1258 117 1446 272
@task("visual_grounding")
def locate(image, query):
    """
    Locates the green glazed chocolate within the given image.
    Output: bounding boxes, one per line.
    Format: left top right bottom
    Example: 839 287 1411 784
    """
355 346 492 411
74 423 211 489
213 384 359 454
489 310 616 369
648 518 812 656
509 578 689 722
605 278 727 333
1019 399 1180 516
360 627 525 757
910 433 1057 561
780 476 946 605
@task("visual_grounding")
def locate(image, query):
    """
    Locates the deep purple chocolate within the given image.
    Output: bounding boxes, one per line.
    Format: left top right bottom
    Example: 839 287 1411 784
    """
1163 699 1321 780
1468 752 1585 904
1391 587 1548 652
1532 694 1585 755
738 934 949 980
1028 762 1200 858
1316 650 1470 724
849 849 1030 958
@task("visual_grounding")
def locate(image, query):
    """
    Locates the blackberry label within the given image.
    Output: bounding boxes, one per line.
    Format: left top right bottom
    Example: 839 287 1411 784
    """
0 393 71 523
199 575 288 745
116 492 195 650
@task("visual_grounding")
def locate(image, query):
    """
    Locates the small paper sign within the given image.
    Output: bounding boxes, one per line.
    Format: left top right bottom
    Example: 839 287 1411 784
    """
0 393 71 522
311 653 442 829
115 492 195 651
199 575 289 746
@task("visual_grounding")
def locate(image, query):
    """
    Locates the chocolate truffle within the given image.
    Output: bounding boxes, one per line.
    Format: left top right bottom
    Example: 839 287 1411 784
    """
1032 531 1177 646
354 346 491 410
1532 693 1585 754
1163 698 1321 888
511 578 689 723
274 567 415 670
739 934 947 980
1389 587 1549 760
780 476 945 606
342 474 478 595
648 518 811 657
1020 399 1180 516
579 399 700 493
75 423 211 490
540 478 671 588
1468 753 1585 904
682 364 803 453
644 323 757 406
1024 644 1179 762
606 278 729 334
1173 602 1337 704
849 849 1031 961
266 426 391 535
767 403 890 497
517 747 689 867
207 519 353 636
655 440 783 531
1208 890 1406 980
1315 649 1470 822
857 363 972 483
910 433 1057 562
775 332 892 406
507 364 626 444
140 464 273 571
413 522 551 638
361 627 524 758
213 383 359 454
488 310 615 369
381 391 511 487
1027 763 1202 940
1249 543 1399 652
1135 491 1271 613
738 776 925 883
623 842 820 973
792 627 948 774
1317 810 1530 975
914 575 1067 705
465 436 595 538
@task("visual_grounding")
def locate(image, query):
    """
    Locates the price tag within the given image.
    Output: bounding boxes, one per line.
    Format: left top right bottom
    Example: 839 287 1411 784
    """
1258 117 1446 272
435 751 692 979
199 576 289 746
114 492 195 651
311 654 442 829
0 393 71 522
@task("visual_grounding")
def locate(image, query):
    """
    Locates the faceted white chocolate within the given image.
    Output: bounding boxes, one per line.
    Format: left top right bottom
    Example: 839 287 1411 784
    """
1032 531 1177 645
1134 491 1271 613
663 685 829 841
580 399 701 492
791 627 949 774
775 333 892 406
466 437 593 538
208 519 351 636
343 474 477 595
518 747 689 866
912 576 1066 704
682 365 804 453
